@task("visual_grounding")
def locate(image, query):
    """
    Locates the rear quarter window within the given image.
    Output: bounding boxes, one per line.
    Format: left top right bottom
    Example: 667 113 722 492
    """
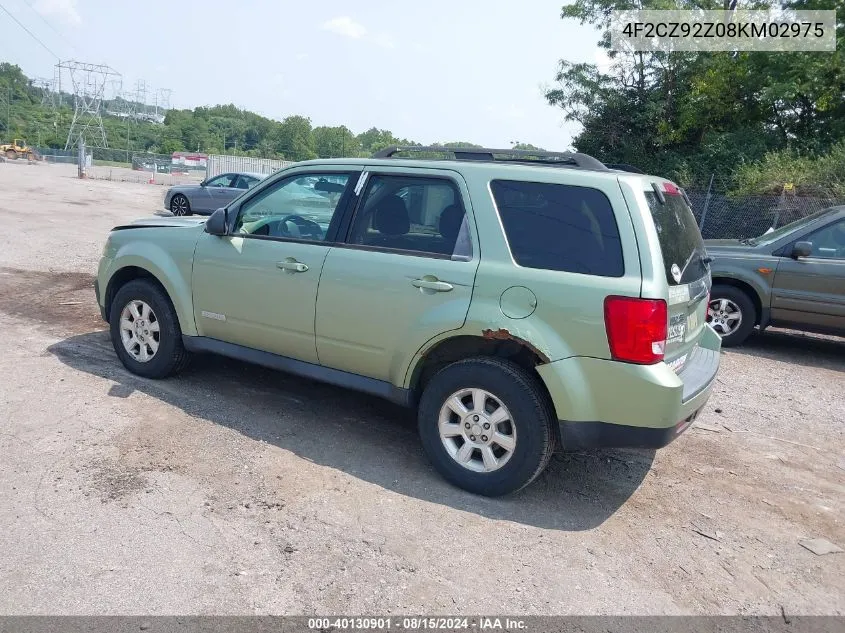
490 180 624 277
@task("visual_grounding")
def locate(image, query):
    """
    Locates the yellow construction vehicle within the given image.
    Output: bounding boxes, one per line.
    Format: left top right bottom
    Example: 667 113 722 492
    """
0 139 38 161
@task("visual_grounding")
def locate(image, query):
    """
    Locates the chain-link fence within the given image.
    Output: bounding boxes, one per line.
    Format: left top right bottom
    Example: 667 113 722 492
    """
85 152 201 185
686 175 845 239
34 147 80 164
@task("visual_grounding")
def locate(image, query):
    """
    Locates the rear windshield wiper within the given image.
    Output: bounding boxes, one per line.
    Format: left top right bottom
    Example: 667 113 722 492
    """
739 237 757 245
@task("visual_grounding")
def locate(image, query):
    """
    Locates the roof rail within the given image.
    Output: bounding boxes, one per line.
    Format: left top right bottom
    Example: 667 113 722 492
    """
372 146 608 171
605 163 645 174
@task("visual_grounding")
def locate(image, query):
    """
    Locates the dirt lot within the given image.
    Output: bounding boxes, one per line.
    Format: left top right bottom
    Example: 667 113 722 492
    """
0 160 842 615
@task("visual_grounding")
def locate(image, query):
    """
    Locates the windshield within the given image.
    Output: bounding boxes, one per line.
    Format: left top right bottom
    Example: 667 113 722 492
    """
644 191 708 286
751 208 837 246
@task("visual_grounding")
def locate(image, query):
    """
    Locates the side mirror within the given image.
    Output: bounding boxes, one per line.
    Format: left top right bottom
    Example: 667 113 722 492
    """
205 208 228 236
791 241 812 259
199 180 207 187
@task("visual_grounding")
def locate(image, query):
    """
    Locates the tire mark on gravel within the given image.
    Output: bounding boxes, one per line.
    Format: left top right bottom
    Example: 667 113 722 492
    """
0 267 104 335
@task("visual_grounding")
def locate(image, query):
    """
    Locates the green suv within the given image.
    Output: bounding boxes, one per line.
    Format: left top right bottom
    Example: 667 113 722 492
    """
95 147 721 496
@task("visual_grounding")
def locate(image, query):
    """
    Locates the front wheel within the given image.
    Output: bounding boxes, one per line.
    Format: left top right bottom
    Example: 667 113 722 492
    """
109 279 190 378
707 284 757 347
417 357 556 496
170 194 192 216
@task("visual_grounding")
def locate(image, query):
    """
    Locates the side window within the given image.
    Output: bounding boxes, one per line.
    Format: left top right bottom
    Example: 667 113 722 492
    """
232 175 249 190
804 220 845 259
206 174 235 188
234 173 351 242
490 180 624 276
348 175 472 259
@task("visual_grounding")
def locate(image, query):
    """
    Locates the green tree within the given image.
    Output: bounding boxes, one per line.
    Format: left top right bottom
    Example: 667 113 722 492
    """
313 125 360 157
545 0 844 188
275 115 316 160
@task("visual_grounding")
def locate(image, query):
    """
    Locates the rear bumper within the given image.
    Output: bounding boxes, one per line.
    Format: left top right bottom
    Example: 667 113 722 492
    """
537 325 721 450
559 409 701 450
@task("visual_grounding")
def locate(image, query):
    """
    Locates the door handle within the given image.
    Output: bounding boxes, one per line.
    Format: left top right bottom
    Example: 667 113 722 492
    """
412 278 453 292
277 259 309 273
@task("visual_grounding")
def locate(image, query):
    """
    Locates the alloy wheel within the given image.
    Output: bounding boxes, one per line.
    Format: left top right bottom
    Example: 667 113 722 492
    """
119 300 160 362
171 196 188 216
438 388 517 473
707 297 743 336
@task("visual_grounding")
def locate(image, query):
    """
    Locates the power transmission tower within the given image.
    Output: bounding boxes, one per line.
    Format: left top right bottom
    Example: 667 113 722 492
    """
154 88 172 120
135 79 147 118
57 61 121 150
119 82 140 161
33 78 57 108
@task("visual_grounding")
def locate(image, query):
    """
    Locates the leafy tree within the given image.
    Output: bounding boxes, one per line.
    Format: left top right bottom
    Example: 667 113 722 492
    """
313 125 360 157
545 0 845 189
274 115 316 160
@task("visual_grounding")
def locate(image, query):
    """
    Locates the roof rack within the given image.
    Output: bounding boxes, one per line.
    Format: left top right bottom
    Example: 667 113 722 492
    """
372 146 609 171
605 163 645 174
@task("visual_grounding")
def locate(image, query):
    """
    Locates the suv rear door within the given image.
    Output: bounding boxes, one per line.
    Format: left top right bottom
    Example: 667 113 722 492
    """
315 167 479 383
641 185 711 371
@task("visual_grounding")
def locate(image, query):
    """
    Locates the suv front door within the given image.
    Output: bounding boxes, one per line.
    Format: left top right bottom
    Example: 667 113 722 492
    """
771 218 845 330
191 170 358 362
315 169 479 384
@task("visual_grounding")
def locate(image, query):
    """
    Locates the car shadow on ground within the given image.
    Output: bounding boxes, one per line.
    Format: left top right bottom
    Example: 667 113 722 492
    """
731 328 845 373
48 331 655 532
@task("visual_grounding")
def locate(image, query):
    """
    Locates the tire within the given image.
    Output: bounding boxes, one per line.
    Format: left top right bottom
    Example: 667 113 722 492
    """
5 150 16 160
708 284 757 347
109 279 190 378
26 152 34 161
170 194 192 216
417 357 556 496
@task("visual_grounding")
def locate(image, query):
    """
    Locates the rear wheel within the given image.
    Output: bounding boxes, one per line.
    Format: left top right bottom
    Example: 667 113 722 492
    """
417 357 555 496
5 150 16 160
109 279 190 378
170 194 192 216
707 284 757 346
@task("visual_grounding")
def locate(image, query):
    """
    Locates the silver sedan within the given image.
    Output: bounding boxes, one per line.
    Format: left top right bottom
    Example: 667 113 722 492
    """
164 172 266 216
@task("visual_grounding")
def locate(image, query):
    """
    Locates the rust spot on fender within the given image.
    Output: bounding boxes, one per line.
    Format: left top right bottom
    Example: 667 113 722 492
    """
482 328 550 364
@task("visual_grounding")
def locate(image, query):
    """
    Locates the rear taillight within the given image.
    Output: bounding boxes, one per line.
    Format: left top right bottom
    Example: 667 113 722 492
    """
604 296 668 365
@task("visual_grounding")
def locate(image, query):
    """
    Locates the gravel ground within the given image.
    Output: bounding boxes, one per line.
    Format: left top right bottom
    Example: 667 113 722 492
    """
0 161 843 615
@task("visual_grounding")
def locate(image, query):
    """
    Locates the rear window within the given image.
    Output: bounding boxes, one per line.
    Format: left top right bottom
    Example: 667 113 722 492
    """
644 191 707 285
490 180 624 276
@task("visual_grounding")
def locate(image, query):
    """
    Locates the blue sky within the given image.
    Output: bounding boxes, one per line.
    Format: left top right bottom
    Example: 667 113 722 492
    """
1 0 604 148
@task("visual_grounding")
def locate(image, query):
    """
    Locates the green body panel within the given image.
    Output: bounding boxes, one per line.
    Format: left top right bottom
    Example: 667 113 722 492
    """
98 224 203 336
537 324 720 428
192 233 330 363
459 165 643 361
315 166 479 384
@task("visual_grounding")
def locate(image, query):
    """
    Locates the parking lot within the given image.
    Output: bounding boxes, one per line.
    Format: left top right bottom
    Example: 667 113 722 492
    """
0 160 842 615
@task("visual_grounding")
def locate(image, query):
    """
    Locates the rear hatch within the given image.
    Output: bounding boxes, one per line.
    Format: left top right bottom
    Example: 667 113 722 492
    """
643 184 711 373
